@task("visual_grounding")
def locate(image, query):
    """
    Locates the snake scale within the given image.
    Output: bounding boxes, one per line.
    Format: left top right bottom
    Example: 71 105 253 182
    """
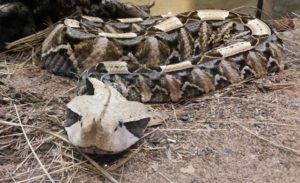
41 9 285 103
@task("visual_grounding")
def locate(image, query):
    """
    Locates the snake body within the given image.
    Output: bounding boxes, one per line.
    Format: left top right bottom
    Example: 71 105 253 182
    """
0 0 153 49
42 9 284 103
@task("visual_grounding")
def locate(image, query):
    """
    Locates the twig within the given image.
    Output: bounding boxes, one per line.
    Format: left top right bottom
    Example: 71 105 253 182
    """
157 172 174 183
15 162 84 183
4 58 11 77
5 26 53 51
143 147 167 151
194 119 297 128
151 168 174 183
13 136 54 174
235 122 300 155
291 12 300 18
43 86 76 109
220 96 300 115
6 170 16 183
158 128 225 132
0 119 118 183
0 120 68 142
282 38 300 47
77 148 119 183
119 165 125 183
108 142 145 171
66 167 79 183
141 128 158 139
14 105 55 183
171 104 178 122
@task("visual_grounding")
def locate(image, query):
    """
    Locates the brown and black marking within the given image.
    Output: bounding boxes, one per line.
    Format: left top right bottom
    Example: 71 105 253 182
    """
0 0 153 49
42 9 284 102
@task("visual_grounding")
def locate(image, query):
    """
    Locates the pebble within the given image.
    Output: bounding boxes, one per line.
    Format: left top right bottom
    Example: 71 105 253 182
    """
179 112 189 121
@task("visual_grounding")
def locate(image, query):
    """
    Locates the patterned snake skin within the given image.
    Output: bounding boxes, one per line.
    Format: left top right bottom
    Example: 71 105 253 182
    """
0 0 153 49
41 9 285 103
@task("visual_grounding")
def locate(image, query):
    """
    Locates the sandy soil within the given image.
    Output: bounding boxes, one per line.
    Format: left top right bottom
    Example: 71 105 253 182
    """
0 22 299 183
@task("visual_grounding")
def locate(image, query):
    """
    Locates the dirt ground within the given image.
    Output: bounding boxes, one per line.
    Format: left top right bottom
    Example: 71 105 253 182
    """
0 21 299 182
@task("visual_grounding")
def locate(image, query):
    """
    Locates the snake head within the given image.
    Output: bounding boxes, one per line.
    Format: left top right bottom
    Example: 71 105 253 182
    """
65 77 150 154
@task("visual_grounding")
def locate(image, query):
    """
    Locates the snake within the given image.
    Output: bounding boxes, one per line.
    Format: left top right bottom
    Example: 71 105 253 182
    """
41 9 285 103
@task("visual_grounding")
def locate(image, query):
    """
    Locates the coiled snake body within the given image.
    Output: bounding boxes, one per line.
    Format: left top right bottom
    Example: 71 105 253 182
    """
42 9 284 103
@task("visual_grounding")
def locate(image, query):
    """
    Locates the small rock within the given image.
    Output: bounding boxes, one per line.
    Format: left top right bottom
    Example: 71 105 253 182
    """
179 112 189 122
180 164 195 175
39 142 53 152
150 163 159 171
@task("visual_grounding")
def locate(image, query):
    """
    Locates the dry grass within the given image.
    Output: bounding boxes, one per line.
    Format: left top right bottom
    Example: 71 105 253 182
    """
0 19 299 183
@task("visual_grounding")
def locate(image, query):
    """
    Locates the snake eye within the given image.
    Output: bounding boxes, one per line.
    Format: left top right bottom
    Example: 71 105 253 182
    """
65 108 82 127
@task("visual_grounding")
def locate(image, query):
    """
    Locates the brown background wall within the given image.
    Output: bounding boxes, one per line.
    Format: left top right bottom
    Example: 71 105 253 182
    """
122 0 275 18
